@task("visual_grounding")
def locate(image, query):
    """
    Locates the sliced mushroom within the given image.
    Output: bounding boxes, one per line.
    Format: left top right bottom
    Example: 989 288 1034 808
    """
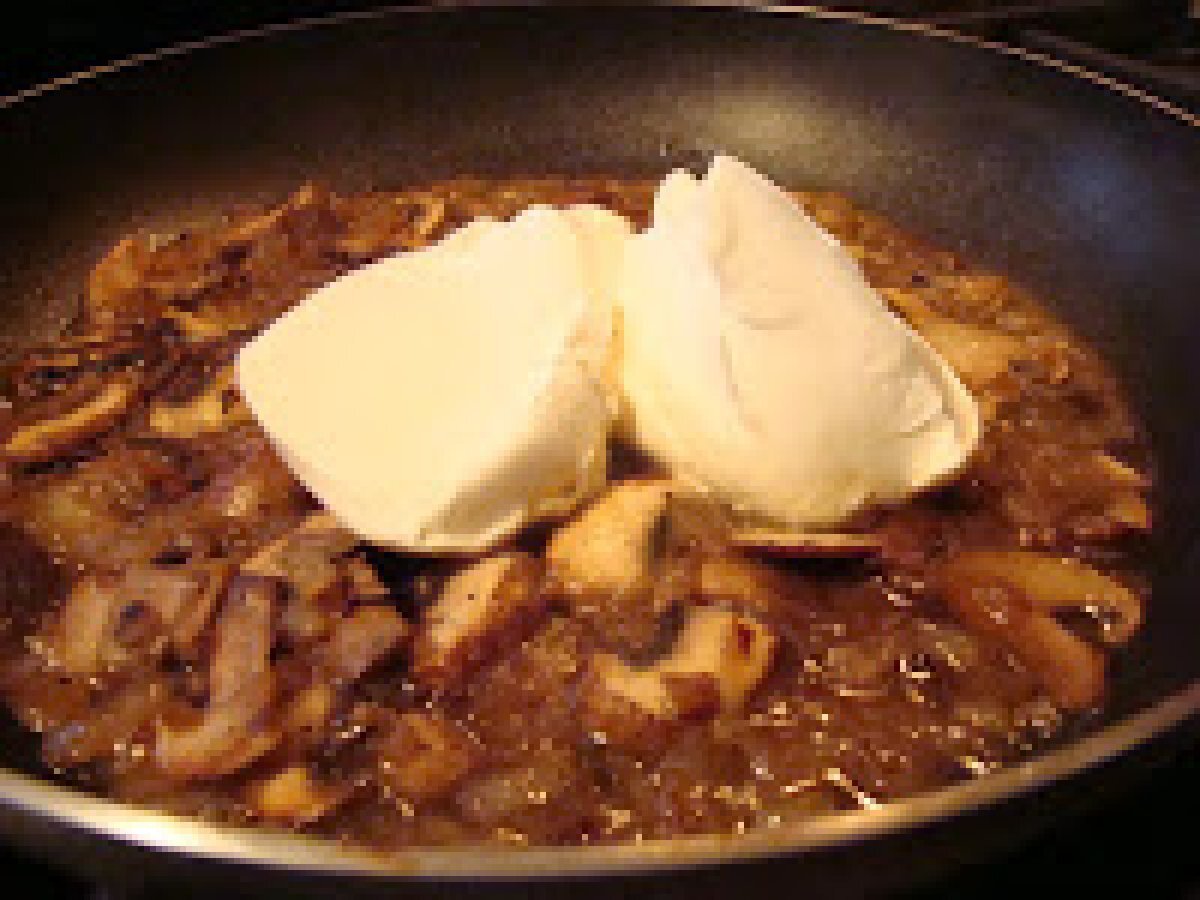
583 607 778 738
243 510 356 577
659 607 778 710
942 550 1142 647
101 562 231 659
937 550 1139 709
730 527 883 559
1079 454 1152 538
410 553 547 692
696 557 793 618
375 711 476 801
161 309 255 342
48 562 220 677
165 561 233 653
317 604 411 687
2 375 139 465
546 480 673 598
156 575 280 778
9 327 151 399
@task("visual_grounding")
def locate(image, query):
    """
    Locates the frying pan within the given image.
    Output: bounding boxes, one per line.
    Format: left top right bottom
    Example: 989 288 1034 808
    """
1 4 1199 897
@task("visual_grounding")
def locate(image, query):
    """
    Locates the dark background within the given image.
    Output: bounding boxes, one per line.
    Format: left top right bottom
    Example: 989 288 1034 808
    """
2 2 1198 897
2 0 1196 98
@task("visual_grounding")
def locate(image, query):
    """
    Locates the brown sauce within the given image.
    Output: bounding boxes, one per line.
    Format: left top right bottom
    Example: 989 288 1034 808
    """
0 176 1151 849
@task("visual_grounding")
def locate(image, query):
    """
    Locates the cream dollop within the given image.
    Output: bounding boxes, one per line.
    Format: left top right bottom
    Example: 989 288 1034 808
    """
237 205 630 552
616 156 979 527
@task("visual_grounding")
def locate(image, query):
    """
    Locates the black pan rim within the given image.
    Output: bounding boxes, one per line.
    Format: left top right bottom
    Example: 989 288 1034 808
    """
0 1 1196 880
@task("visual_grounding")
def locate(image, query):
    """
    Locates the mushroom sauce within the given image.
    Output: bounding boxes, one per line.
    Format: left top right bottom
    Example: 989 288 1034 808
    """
0 177 1151 848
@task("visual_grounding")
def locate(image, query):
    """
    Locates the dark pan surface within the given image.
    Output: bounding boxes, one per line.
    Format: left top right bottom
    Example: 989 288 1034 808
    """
1 5 1199 894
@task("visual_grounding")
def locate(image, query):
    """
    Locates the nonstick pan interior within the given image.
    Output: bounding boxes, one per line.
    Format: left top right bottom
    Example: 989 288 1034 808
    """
0 4 1199 893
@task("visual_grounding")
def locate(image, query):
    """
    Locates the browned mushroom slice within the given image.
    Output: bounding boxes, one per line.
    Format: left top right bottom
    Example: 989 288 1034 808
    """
164 562 233 653
1077 454 1152 538
937 550 1140 709
696 556 793 618
159 309 258 344
411 553 547 692
375 711 477 801
317 604 411 687
156 575 281 778
246 764 357 826
243 510 356 577
545 480 673 598
47 562 220 677
102 562 231 660
942 550 1143 647
659 607 778 710
582 607 778 741
2 374 139 465
730 527 883 559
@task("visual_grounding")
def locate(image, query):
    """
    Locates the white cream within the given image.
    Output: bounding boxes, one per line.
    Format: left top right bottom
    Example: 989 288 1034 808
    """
617 156 979 528
236 205 630 552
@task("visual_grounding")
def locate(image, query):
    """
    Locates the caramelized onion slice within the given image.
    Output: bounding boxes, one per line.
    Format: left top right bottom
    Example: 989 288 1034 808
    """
2 375 139 465
156 575 280 779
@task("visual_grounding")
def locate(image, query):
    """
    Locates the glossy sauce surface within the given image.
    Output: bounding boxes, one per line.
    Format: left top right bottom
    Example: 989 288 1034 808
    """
0 177 1151 848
